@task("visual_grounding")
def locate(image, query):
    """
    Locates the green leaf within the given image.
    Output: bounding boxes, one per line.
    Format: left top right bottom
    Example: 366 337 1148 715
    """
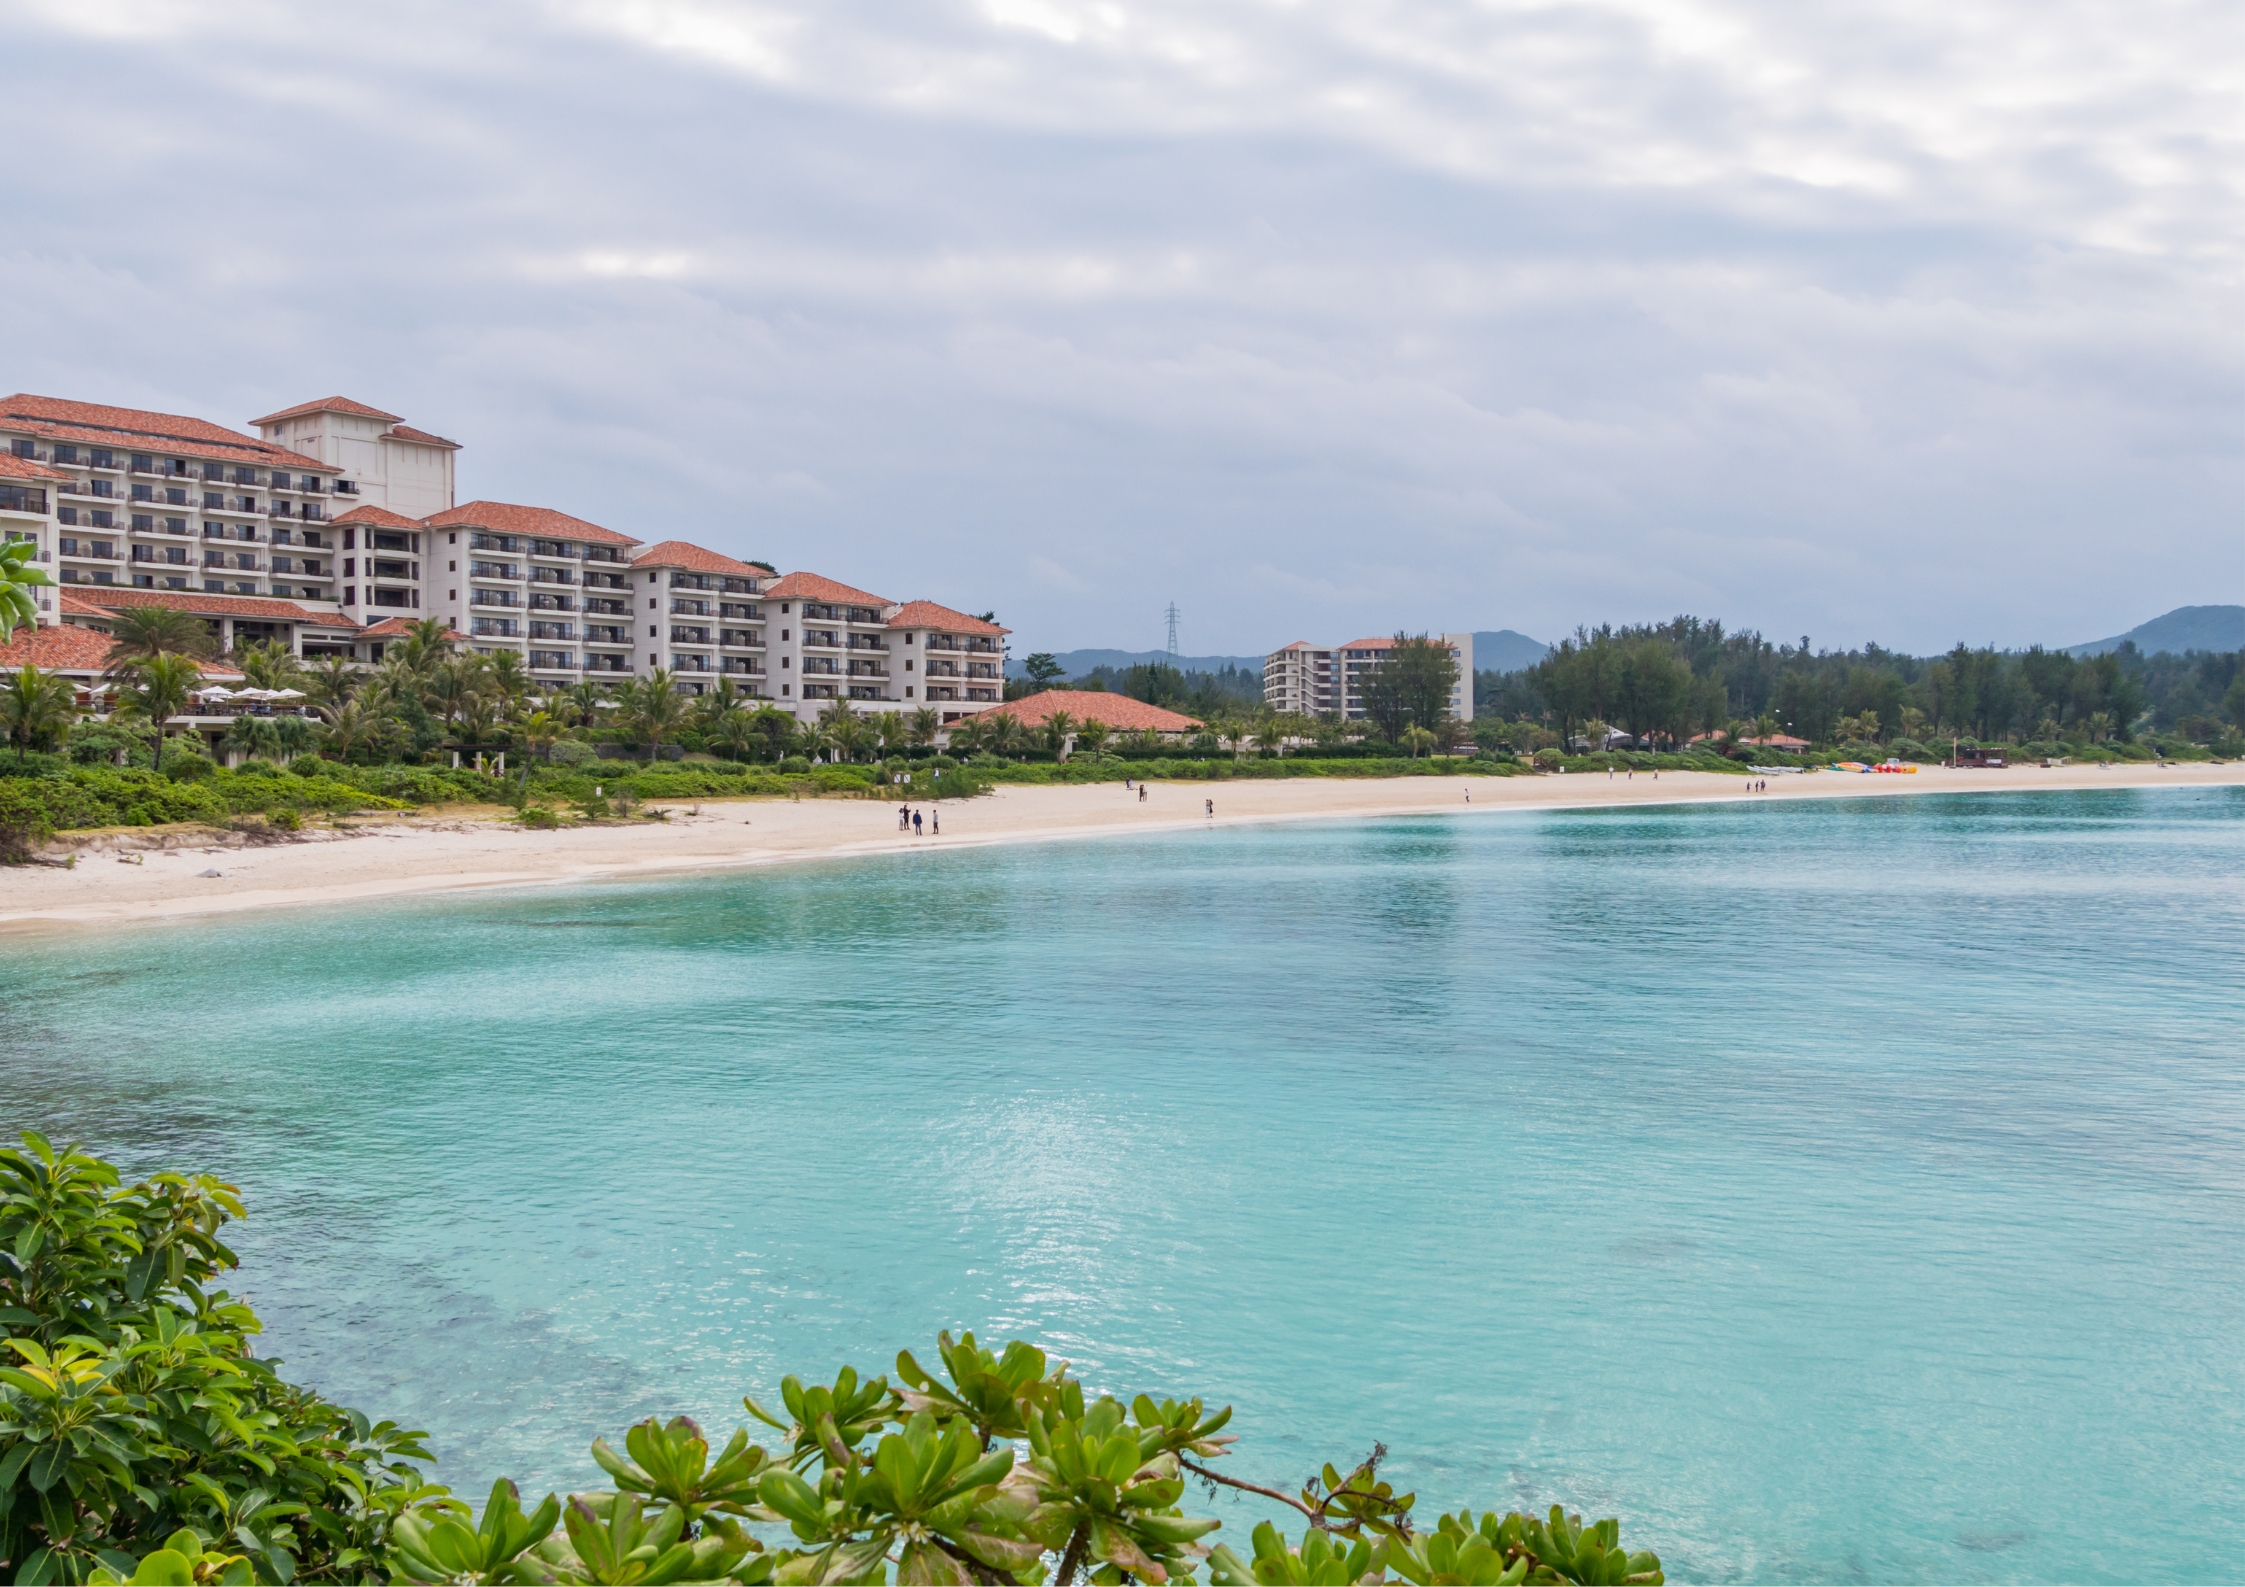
125 1549 196 1585
26 1438 69 1492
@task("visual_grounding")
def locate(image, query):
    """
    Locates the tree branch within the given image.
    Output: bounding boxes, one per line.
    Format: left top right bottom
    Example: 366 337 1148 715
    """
1179 1458 1317 1522
1056 1520 1091 1585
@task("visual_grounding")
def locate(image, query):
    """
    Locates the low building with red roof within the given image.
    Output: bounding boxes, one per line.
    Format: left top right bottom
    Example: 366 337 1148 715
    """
971 690 1201 738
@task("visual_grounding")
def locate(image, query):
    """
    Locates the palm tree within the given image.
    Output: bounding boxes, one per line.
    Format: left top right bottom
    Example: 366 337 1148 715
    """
908 707 941 750
518 710 562 763
1041 709 1078 760
104 606 214 673
0 665 78 762
623 670 688 758
113 652 201 770
1124 727 1164 759
396 616 457 675
272 713 318 762
457 692 504 748
695 677 748 736
485 648 533 722
422 653 491 736
304 655 359 718
1401 724 1438 758
322 697 393 763
946 716 986 757
558 680 606 729
709 708 758 762
230 637 303 692
1074 718 1112 759
986 713 1030 759
222 714 282 765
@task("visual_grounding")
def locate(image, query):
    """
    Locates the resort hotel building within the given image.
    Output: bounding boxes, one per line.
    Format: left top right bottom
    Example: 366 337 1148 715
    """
1262 635 1474 722
0 392 1006 723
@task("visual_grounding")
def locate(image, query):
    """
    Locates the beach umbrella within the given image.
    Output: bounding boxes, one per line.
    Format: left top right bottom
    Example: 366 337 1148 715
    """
197 687 236 700
267 688 306 699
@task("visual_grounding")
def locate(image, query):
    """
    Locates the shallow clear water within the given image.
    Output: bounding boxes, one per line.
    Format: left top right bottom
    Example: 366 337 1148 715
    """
4 788 2243 1584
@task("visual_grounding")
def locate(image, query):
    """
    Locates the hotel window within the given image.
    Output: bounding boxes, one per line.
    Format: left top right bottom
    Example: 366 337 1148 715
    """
57 507 77 526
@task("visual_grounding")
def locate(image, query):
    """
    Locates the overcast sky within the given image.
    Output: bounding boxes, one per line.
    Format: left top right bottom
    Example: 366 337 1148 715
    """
7 0 2241 656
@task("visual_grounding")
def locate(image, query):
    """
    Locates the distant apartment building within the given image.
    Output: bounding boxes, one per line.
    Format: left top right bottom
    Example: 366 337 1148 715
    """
1 389 1004 722
1264 634 1474 723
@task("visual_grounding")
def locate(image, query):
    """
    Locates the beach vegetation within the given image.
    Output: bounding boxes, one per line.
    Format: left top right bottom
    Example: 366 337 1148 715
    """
1 1135 1660 1587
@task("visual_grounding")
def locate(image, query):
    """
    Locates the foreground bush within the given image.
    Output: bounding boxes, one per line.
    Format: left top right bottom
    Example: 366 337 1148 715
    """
1 1137 1660 1584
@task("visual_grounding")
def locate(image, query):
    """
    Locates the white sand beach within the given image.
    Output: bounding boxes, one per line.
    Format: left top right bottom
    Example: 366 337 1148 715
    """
2 760 2239 935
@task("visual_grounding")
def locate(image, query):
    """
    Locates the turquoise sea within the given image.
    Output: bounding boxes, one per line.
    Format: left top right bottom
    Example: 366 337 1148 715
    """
4 787 2242 1583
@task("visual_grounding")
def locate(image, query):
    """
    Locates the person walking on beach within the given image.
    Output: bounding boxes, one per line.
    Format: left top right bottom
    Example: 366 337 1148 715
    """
1138 784 1147 802
1205 798 1214 818
913 809 923 837
931 808 939 835
898 802 910 832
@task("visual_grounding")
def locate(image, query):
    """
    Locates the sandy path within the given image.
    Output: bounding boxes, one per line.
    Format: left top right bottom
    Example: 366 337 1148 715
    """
2 761 2239 935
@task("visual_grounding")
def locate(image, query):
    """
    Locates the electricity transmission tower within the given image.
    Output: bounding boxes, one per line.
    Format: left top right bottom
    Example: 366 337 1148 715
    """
1164 603 1181 665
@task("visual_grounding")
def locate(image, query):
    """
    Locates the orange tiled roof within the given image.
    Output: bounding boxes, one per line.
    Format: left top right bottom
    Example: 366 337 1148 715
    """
974 690 1201 733
332 504 423 529
1 394 334 473
249 396 402 426
384 423 461 450
355 617 465 640
631 540 766 577
763 570 893 607
1340 636 1396 652
57 593 114 622
70 587 358 626
0 453 68 482
886 599 1008 636
423 500 639 548
0 621 114 673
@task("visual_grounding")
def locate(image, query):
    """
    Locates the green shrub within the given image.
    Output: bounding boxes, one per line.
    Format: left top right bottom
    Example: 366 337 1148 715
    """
517 803 563 829
0 780 53 862
778 755 811 774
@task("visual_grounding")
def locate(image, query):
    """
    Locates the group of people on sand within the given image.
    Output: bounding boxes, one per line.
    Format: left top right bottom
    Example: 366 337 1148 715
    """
1123 777 1154 805
895 804 939 837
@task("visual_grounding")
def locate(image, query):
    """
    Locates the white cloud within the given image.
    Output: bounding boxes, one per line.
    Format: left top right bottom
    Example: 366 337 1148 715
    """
1 0 2240 653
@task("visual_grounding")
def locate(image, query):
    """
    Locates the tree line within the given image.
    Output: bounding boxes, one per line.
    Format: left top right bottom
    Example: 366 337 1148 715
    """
1480 617 2245 749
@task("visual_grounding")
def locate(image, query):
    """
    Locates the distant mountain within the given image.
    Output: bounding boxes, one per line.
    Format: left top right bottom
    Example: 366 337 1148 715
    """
2067 605 2245 658
1006 648 1265 680
1472 630 1550 672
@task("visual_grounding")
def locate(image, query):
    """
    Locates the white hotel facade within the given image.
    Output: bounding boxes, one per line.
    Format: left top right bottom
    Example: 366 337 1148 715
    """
0 393 1005 722
1263 634 1474 723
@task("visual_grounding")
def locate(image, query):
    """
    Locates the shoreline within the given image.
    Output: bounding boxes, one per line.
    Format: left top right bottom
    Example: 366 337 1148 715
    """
2 761 2239 937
